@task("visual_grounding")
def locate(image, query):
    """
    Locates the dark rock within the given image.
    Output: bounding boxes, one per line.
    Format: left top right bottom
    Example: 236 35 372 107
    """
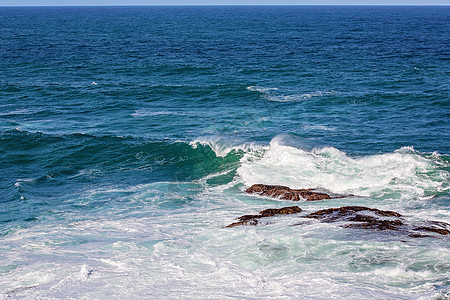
413 227 450 235
305 206 404 231
260 206 303 217
413 221 450 235
344 219 404 231
227 203 449 239
245 184 332 201
305 206 402 220
226 206 302 228
408 233 435 238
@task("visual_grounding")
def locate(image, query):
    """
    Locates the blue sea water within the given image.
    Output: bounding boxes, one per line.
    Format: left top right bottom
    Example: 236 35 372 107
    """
0 6 449 299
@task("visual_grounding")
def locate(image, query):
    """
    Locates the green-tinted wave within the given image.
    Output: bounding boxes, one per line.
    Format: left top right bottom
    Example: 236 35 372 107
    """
0 130 243 204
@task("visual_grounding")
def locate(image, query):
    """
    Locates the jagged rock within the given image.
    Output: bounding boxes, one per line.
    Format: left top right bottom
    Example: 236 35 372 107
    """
344 219 405 231
304 206 404 231
227 204 450 238
245 184 333 201
413 220 450 235
304 206 450 236
305 206 402 220
226 206 302 228
260 206 303 217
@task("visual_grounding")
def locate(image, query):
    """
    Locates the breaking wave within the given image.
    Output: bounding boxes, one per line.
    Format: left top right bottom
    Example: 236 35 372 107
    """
237 136 449 201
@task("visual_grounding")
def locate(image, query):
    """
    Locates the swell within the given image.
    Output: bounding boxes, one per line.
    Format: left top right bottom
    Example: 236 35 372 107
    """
0 130 243 205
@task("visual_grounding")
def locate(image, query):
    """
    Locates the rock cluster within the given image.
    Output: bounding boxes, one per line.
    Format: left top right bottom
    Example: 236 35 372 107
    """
226 184 450 238
305 206 404 231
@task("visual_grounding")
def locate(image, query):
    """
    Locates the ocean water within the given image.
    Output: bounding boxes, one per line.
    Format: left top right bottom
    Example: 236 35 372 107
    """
0 6 449 299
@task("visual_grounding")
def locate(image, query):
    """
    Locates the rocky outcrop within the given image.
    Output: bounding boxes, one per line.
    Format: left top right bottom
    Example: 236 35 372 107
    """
245 184 334 201
226 206 302 228
227 205 450 238
304 206 404 231
412 221 450 236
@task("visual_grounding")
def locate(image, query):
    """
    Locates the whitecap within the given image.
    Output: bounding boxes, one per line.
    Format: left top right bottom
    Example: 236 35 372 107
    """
237 135 449 200
303 124 337 131
189 137 263 158
247 86 337 102
131 109 183 118
246 86 278 93
267 91 336 102
0 108 40 116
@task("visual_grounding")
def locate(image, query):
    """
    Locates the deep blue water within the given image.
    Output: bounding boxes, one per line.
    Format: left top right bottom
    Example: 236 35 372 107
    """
0 6 449 299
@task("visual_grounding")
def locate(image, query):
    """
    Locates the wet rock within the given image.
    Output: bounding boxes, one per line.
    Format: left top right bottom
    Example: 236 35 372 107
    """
413 220 450 235
305 206 402 220
226 206 302 228
344 219 405 231
227 203 449 238
260 206 303 217
245 184 332 201
304 206 404 231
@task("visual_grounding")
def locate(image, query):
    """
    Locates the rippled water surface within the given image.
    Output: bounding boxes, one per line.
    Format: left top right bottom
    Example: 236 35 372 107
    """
0 6 449 299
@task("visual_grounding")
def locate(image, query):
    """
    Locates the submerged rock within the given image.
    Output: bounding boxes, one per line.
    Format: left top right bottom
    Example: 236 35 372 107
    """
226 206 302 228
245 184 333 201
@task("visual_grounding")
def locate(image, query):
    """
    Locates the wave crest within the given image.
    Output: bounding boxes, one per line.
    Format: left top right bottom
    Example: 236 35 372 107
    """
237 136 449 200
189 137 262 158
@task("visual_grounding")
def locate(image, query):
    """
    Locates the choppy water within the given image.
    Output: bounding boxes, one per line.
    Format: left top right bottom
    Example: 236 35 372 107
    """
0 6 449 299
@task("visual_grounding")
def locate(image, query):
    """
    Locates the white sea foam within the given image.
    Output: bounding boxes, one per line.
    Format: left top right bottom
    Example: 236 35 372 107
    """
131 109 183 118
266 91 336 102
69 169 103 179
0 108 41 116
303 124 337 131
237 136 449 200
247 86 336 102
246 86 279 93
1 180 448 299
1 139 448 299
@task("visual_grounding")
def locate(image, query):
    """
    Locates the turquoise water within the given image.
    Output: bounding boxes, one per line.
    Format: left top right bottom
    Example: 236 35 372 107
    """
1 6 449 299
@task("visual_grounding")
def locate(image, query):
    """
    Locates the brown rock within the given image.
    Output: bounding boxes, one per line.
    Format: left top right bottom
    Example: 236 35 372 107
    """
259 206 303 217
226 206 302 228
227 202 449 238
413 227 450 235
304 206 404 231
245 184 332 201
413 221 450 235
305 206 402 220
344 219 404 231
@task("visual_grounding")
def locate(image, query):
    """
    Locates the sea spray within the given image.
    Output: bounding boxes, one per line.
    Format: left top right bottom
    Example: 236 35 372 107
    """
238 136 449 201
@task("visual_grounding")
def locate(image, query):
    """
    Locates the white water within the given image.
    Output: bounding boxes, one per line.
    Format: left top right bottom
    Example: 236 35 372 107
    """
247 86 336 102
238 136 449 201
1 138 449 299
